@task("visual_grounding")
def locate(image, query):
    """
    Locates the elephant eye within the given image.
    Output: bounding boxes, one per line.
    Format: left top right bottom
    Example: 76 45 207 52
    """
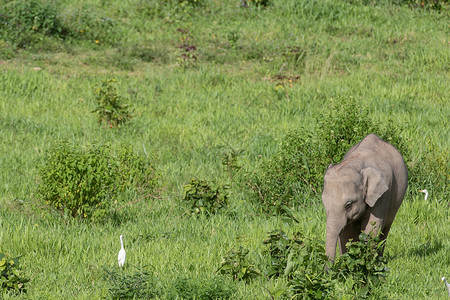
344 201 353 209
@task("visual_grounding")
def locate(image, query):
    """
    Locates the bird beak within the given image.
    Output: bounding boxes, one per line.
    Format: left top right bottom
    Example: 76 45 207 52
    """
418 190 424 192
441 279 444 283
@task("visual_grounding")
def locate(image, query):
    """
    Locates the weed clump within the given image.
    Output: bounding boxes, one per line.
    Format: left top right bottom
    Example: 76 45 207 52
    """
0 1 119 52
176 28 197 68
0 251 28 294
333 232 388 298
263 230 332 299
217 246 261 283
93 79 132 128
182 178 229 216
37 141 158 221
0 0 64 50
249 96 408 215
260 230 388 299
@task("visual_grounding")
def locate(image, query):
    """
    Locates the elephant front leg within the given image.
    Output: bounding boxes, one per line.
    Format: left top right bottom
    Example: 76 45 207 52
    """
338 223 361 255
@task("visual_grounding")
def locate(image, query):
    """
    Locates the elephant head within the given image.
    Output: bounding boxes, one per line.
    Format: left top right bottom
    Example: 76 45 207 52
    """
322 166 388 263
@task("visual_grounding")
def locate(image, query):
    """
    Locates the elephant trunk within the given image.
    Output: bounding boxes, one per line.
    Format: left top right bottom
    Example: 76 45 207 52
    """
325 219 345 264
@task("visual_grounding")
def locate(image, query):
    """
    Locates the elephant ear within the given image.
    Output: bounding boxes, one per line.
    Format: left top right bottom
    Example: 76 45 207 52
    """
361 167 388 207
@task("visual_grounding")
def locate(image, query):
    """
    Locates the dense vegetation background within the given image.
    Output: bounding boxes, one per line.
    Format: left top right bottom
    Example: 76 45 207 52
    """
0 0 448 298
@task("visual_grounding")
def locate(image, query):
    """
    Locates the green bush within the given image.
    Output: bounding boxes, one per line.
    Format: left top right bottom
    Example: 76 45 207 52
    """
182 178 229 216
217 246 261 283
59 6 119 44
0 1 121 53
249 96 408 215
37 141 158 221
261 230 388 299
0 251 28 294
221 147 244 182
263 230 332 299
0 0 64 49
333 232 389 298
92 79 132 128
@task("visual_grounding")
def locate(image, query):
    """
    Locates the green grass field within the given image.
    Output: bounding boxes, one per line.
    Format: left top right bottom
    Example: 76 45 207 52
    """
0 0 449 299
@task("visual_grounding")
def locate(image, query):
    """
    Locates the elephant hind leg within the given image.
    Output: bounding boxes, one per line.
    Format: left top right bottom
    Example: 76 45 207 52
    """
338 223 361 255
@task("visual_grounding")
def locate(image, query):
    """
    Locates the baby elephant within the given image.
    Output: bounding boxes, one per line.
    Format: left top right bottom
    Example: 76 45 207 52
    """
322 134 408 263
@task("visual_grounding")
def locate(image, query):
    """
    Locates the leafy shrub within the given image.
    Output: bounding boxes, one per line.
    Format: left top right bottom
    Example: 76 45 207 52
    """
103 266 161 299
167 276 236 299
263 230 299 278
38 141 158 221
183 178 229 216
0 0 65 49
0 1 121 52
92 79 132 128
0 252 28 294
333 232 389 298
59 6 119 44
263 230 332 299
261 230 388 299
249 96 408 215
221 147 244 182
217 246 261 283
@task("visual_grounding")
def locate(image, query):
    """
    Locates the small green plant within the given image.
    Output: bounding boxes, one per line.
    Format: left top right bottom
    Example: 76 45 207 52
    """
177 0 205 8
240 0 271 8
38 142 158 221
0 252 28 294
182 178 229 216
176 28 197 68
272 74 301 101
221 147 244 182
103 266 161 299
92 79 132 128
217 246 261 283
226 29 240 48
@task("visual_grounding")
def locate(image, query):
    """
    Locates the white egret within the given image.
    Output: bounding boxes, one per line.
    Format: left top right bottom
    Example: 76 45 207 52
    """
418 189 428 201
118 235 126 267
441 277 450 297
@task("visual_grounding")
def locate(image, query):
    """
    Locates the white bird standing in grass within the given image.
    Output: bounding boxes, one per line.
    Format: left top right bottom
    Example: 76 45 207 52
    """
419 189 428 201
441 277 450 297
118 235 126 267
